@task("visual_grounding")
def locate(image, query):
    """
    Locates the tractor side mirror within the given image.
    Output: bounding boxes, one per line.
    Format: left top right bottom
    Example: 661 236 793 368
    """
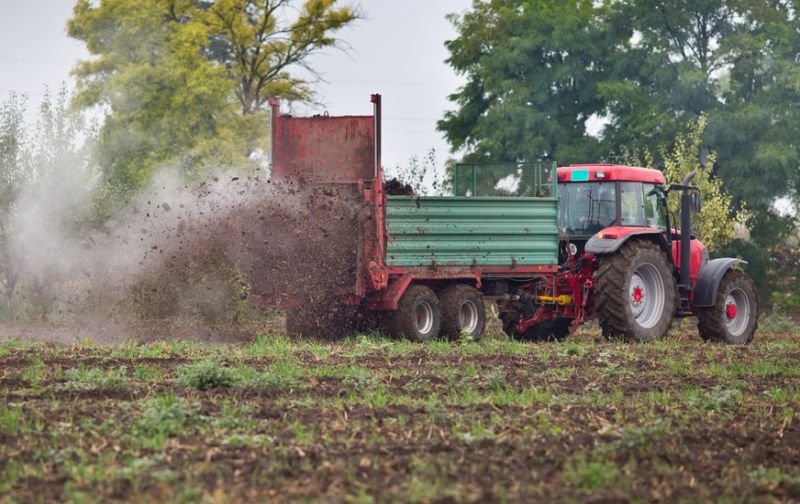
690 191 701 213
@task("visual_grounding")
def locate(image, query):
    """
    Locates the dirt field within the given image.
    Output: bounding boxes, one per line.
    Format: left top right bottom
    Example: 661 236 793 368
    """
1 327 799 502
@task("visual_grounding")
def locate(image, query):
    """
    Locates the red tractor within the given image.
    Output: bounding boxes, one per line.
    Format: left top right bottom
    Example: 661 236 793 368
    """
498 164 758 344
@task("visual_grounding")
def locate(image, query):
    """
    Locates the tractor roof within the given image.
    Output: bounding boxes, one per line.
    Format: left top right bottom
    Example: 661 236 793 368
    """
557 164 666 184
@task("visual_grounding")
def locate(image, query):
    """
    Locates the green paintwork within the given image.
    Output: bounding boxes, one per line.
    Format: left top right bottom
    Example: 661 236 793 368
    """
386 196 559 267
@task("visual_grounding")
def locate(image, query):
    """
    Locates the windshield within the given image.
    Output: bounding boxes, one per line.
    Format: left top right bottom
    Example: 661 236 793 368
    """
558 182 617 236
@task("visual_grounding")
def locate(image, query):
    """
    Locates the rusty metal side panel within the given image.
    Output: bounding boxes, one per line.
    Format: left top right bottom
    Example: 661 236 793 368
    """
271 112 375 182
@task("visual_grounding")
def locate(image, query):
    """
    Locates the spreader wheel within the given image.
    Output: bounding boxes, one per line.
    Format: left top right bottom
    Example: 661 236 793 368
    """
439 284 486 341
697 270 758 344
388 285 441 342
594 240 676 342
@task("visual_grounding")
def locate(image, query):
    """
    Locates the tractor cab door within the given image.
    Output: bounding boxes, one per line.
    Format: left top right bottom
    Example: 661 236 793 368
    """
620 182 669 234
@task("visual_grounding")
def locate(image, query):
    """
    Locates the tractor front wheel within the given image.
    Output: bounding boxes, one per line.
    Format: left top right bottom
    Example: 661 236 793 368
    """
697 270 758 344
594 240 676 341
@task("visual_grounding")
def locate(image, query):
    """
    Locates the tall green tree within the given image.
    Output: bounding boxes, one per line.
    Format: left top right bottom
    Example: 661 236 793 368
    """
68 0 357 194
439 0 621 164
441 0 800 241
597 0 732 161
600 0 800 217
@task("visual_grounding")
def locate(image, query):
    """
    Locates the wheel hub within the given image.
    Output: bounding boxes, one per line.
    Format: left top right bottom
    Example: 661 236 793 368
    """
724 288 749 336
628 264 665 329
414 301 434 335
458 300 479 335
725 302 737 320
629 274 647 317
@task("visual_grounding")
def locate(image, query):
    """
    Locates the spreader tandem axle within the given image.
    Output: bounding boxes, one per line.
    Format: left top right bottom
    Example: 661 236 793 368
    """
270 95 757 344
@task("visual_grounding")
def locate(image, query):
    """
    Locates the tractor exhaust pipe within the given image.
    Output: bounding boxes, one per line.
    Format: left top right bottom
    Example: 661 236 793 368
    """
680 170 697 292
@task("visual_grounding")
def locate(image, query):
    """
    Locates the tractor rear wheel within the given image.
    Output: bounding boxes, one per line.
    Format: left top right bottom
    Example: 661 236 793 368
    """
594 240 676 341
388 285 441 342
439 284 485 341
697 270 758 344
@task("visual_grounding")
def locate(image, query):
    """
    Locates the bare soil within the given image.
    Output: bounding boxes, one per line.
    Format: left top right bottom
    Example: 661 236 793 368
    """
1 332 798 502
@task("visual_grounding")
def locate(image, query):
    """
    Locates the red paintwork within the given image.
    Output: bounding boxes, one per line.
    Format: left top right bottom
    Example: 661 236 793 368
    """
368 273 413 311
726 302 737 319
270 98 376 182
593 226 662 240
368 265 560 310
557 164 666 184
671 238 706 289
512 253 597 334
632 286 643 304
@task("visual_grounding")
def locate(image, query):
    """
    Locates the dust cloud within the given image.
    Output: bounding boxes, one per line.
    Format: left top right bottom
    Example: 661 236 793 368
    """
3 167 363 343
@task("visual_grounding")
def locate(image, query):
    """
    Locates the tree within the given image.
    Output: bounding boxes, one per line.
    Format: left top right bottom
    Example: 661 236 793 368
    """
68 0 357 194
204 0 358 114
596 0 731 162
0 86 95 313
438 0 621 164
601 0 800 213
662 114 745 251
0 93 26 303
441 0 800 242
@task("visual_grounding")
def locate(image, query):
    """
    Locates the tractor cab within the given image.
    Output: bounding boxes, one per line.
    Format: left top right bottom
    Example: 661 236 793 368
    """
556 164 670 246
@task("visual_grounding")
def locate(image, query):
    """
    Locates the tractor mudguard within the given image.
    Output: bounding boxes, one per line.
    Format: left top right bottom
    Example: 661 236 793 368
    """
693 258 747 308
584 229 666 255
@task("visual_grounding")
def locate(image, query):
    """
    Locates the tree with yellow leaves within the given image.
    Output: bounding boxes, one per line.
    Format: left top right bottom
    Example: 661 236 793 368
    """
68 0 358 196
662 114 747 251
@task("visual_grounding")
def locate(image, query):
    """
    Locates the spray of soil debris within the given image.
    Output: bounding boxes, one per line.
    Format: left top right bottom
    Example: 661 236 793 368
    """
4 172 363 343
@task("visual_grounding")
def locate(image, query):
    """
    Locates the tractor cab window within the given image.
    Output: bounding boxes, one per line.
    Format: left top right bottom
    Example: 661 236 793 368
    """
621 182 668 230
620 182 646 226
558 182 617 236
643 183 668 230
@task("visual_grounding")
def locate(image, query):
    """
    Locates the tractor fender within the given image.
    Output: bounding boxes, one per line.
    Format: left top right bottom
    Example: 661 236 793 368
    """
693 258 747 308
584 230 668 255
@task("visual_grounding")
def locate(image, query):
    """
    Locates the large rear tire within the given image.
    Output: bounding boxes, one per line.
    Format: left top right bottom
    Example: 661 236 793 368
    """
697 270 757 344
439 284 485 341
388 285 441 342
594 240 676 342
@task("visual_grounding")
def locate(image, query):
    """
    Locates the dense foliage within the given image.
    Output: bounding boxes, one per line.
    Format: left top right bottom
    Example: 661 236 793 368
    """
662 114 745 251
68 0 357 198
440 0 800 238
441 0 800 311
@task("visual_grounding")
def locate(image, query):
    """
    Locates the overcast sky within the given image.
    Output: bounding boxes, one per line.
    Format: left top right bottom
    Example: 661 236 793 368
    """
0 0 472 174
